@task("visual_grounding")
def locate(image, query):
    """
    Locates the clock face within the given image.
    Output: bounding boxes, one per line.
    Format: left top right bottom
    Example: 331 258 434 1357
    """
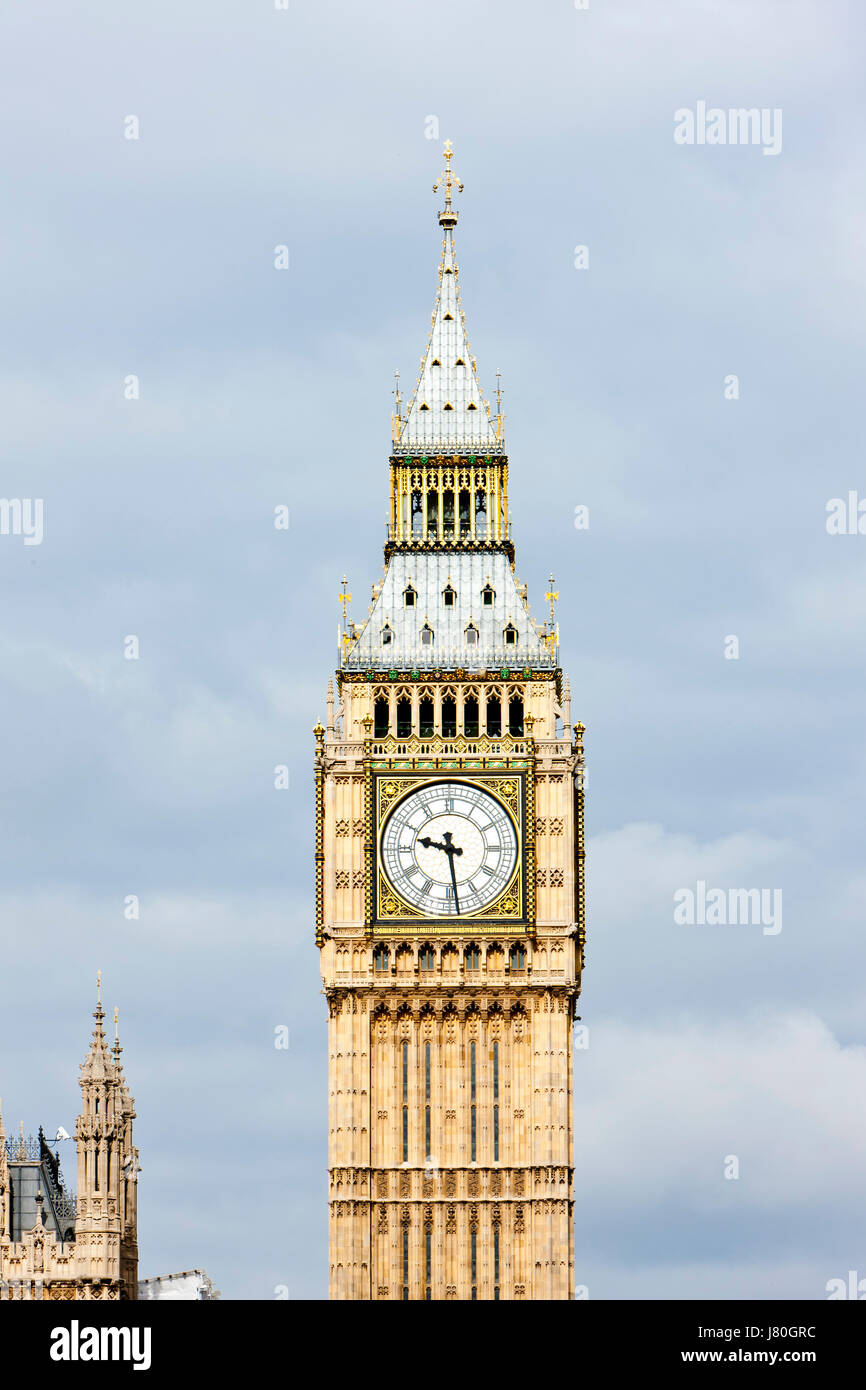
380 780 518 917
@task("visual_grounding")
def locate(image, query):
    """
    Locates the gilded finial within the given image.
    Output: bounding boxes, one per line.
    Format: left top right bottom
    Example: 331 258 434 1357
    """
545 575 559 655
338 577 353 652
94 968 104 1025
392 368 403 444
434 139 463 228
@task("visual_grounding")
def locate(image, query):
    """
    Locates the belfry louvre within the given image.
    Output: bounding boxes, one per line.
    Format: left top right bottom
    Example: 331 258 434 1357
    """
314 143 586 1300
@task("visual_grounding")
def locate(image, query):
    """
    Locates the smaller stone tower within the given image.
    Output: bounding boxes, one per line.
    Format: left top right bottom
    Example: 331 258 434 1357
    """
0 976 139 1300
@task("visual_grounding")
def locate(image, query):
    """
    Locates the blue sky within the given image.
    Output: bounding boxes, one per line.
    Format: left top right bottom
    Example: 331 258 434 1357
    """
1 0 864 1299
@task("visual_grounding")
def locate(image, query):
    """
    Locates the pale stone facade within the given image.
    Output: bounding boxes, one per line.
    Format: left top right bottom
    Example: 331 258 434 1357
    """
316 145 586 1300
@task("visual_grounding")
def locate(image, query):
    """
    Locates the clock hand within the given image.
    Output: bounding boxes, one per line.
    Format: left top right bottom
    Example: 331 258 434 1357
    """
418 831 463 914
419 834 464 857
448 848 460 915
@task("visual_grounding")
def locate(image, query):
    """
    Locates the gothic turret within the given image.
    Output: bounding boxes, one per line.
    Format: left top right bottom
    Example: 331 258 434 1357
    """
0 977 140 1300
74 974 139 1299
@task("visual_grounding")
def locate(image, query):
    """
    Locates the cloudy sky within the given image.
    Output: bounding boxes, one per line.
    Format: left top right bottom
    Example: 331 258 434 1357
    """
1 0 864 1299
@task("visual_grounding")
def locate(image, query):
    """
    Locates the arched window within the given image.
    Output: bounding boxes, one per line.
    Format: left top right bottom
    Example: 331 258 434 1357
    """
475 489 487 527
510 943 526 970
381 624 393 646
374 946 390 973
465 623 478 647
441 695 457 738
420 623 434 646
504 623 518 646
419 945 435 972
482 583 495 607
508 695 524 737
442 584 456 608
374 697 389 739
442 489 455 534
465 944 480 970
463 694 479 737
411 490 423 536
459 490 471 535
419 695 434 738
396 696 412 738
427 487 438 534
486 695 502 736
404 585 417 608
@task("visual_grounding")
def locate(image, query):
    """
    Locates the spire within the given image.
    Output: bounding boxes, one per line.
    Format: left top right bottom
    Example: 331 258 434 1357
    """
111 1006 135 1121
395 140 500 456
80 970 117 1085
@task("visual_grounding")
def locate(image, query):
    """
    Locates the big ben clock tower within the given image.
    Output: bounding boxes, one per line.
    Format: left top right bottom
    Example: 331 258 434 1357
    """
314 143 586 1301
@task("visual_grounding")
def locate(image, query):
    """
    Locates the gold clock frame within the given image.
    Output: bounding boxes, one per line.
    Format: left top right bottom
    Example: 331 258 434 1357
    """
370 769 530 934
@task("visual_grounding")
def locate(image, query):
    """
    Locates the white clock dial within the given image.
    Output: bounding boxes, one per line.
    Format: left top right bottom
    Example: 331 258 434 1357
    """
380 781 518 917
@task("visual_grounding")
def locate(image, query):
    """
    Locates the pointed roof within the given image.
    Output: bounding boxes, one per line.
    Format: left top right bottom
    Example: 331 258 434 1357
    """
394 142 502 456
79 971 119 1086
112 1007 135 1115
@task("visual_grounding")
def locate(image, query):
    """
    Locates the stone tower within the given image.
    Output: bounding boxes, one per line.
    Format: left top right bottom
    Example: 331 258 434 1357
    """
315 142 586 1300
0 978 139 1300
